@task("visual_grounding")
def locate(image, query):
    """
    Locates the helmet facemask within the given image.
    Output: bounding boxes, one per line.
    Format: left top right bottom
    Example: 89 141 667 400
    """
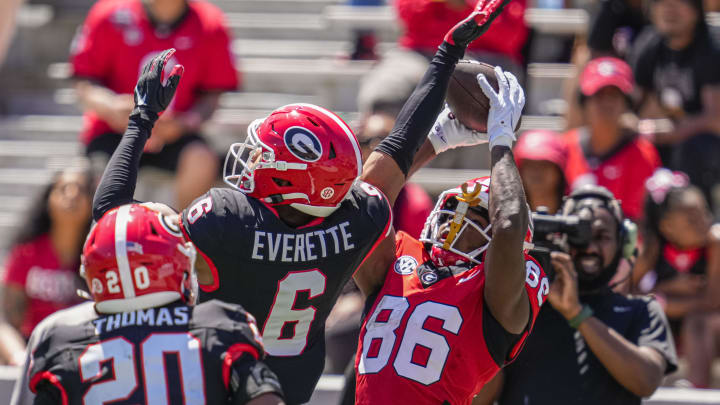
224 119 308 194
420 183 493 266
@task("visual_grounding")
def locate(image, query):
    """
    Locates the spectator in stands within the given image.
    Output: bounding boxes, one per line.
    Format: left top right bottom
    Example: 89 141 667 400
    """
0 167 92 343
514 129 567 214
70 0 237 209
588 0 648 58
358 0 528 119
474 185 677 405
563 57 661 221
0 0 24 68
634 169 720 388
632 0 720 209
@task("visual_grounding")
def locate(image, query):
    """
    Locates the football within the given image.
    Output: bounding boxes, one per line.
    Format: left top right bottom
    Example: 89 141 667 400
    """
446 60 521 133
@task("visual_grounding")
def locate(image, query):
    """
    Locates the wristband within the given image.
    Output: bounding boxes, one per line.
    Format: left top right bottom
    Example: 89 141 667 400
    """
568 305 593 329
489 134 515 150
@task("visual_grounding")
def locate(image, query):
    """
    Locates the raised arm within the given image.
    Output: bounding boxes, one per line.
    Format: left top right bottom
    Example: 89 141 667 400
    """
92 48 183 220
361 0 509 205
480 67 530 334
355 0 511 297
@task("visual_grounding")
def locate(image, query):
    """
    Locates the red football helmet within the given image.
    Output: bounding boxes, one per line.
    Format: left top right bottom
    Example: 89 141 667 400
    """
420 177 534 266
81 204 197 314
224 103 362 217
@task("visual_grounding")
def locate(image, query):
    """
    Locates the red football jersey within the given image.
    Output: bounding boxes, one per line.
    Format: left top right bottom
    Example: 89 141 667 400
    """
563 128 660 221
395 0 528 63
1 234 85 337
70 0 238 144
355 232 548 405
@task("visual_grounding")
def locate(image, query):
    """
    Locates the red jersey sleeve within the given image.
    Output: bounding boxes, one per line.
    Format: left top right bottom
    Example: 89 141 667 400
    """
70 0 114 81
199 14 238 92
2 243 32 288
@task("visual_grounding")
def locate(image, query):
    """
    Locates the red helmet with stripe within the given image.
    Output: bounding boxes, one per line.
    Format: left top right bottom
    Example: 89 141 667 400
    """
420 177 533 266
224 104 362 217
81 204 197 314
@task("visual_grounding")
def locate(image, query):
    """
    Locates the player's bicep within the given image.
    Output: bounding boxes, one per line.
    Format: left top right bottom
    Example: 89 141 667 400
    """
361 151 406 207
353 229 396 297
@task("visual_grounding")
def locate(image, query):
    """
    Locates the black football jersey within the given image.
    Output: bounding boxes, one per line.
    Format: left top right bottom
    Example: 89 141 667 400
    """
181 181 392 404
27 300 271 405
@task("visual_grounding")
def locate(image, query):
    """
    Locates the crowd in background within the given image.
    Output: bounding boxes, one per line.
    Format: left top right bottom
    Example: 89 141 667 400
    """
1 0 720 398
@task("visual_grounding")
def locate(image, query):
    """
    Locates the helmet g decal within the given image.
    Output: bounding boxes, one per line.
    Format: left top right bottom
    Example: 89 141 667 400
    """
394 255 418 275
284 126 323 162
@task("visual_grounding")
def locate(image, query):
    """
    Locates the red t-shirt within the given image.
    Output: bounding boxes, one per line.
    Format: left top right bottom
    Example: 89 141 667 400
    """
355 232 547 405
2 234 84 338
394 183 433 239
70 0 238 144
563 128 660 221
394 0 528 63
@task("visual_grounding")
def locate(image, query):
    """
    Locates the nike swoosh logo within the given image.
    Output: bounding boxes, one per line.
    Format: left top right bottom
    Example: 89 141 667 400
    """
135 87 146 106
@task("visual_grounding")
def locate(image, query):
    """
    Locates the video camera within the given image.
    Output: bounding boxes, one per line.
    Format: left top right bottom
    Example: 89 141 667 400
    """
530 208 592 280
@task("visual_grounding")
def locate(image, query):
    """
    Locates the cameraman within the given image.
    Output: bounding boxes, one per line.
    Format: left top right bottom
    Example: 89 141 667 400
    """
474 185 677 405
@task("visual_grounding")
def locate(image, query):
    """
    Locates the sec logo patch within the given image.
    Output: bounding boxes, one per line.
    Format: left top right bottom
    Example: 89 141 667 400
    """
394 255 418 275
284 126 323 162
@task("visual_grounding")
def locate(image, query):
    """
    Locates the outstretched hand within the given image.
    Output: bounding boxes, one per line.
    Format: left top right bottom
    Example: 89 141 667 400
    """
443 0 511 49
476 66 524 149
132 48 184 122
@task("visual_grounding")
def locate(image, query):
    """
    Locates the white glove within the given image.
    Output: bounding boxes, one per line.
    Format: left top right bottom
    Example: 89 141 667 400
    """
427 106 489 154
476 66 525 149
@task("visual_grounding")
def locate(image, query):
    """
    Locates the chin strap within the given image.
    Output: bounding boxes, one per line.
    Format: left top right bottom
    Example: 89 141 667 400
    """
443 183 482 250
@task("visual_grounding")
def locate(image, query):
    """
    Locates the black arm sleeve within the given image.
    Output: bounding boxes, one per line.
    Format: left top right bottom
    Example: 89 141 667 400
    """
229 356 284 405
32 381 62 405
373 42 464 176
92 116 154 221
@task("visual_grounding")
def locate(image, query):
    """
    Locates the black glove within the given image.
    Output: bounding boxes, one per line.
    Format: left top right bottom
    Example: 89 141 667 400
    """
131 48 184 123
443 0 512 49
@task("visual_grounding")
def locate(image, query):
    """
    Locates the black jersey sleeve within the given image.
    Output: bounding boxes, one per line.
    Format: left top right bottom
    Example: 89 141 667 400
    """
627 296 678 374
356 180 393 235
27 329 80 402
32 380 64 405
181 188 246 291
192 300 283 403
